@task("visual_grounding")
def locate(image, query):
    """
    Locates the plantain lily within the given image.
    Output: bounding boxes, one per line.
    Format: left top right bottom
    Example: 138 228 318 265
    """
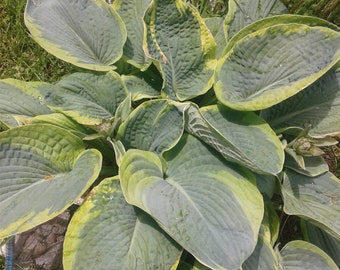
1 0 340 269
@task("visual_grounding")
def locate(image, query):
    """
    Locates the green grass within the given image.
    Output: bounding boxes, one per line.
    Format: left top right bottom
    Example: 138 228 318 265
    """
281 0 340 26
0 0 74 82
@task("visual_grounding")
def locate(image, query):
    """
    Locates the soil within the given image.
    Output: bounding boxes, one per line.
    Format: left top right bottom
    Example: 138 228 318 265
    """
1 212 70 270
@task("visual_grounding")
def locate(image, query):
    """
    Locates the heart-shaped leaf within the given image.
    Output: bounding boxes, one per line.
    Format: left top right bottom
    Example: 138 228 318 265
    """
120 134 264 270
282 169 340 241
184 104 284 175
215 24 340 111
117 99 185 154
25 0 126 71
279 240 338 270
0 124 102 237
145 0 216 100
64 176 181 270
44 72 127 125
224 0 288 41
261 65 340 137
113 0 152 69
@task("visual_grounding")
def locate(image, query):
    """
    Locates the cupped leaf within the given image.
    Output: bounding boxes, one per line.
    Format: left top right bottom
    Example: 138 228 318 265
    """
145 0 216 100
113 0 152 69
25 0 126 71
261 66 340 137
64 176 181 270
215 24 340 111
122 75 160 101
301 221 340 267
43 72 127 125
282 169 340 241
224 0 288 41
117 99 185 154
0 80 52 128
224 14 340 55
280 240 338 270
184 104 284 175
120 134 264 270
0 124 102 237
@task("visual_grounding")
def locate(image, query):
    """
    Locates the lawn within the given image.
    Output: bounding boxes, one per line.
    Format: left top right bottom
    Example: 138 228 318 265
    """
0 0 74 82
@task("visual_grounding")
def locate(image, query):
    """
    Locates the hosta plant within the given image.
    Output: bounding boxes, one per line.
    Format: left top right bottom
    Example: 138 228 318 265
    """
1 0 340 269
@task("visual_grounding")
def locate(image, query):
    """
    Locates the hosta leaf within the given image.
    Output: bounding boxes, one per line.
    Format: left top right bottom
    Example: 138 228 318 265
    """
192 261 211 270
224 14 340 55
0 80 51 128
117 99 185 154
145 0 216 100
184 104 284 175
0 124 102 237
25 0 126 71
301 221 340 267
43 72 127 125
261 66 340 137
215 24 340 111
1 78 51 99
224 0 288 41
242 234 278 270
280 240 338 270
64 176 181 270
284 155 329 177
204 17 226 59
176 260 210 270
282 169 340 241
120 134 264 270
113 0 152 69
30 113 93 138
122 75 160 101
262 201 280 246
255 174 277 200
243 198 280 270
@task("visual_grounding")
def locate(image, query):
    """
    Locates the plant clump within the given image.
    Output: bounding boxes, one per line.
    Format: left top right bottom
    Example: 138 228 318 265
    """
0 0 339 269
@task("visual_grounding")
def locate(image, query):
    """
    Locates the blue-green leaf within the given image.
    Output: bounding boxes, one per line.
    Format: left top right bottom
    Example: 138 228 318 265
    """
25 0 126 71
261 65 340 137
145 0 216 100
117 99 185 154
120 134 263 269
224 0 288 41
280 240 338 270
215 24 340 111
185 104 284 175
0 124 102 237
64 176 181 270
282 170 340 241
44 72 127 125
